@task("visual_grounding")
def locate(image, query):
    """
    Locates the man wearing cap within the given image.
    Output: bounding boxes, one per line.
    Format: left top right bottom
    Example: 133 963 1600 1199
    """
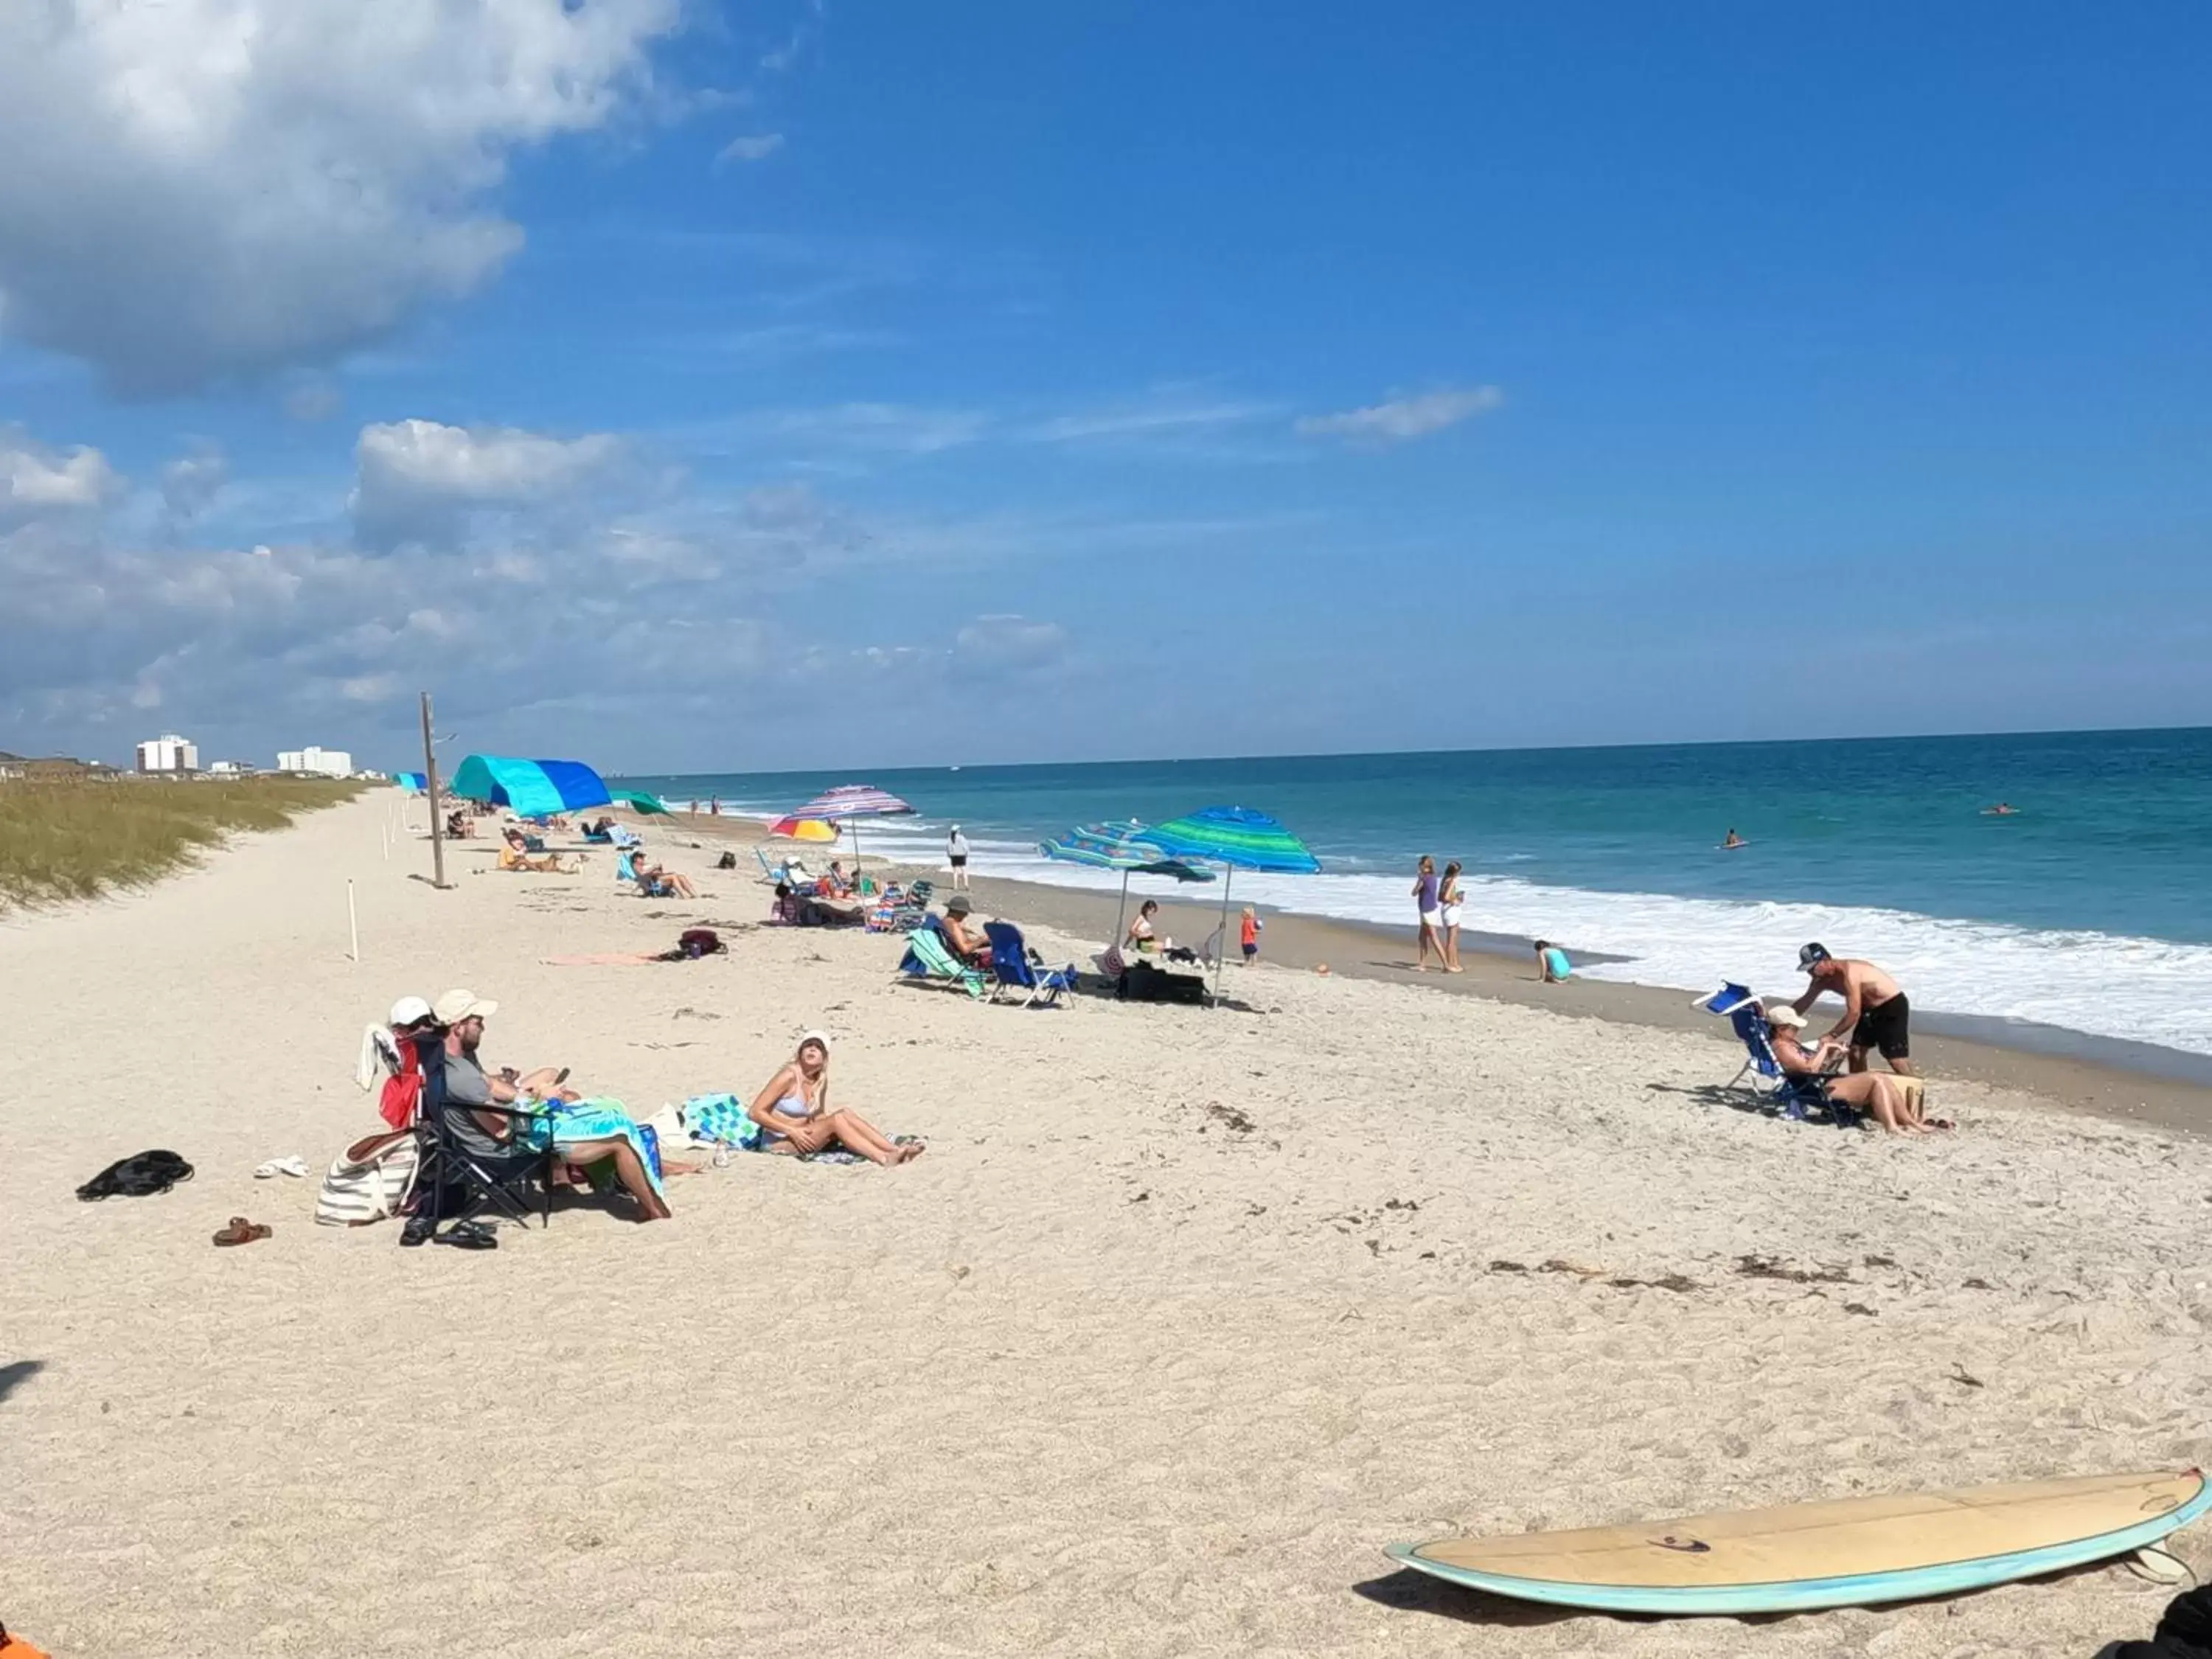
939 894 992 967
431 990 672 1222
1789 945 1917 1078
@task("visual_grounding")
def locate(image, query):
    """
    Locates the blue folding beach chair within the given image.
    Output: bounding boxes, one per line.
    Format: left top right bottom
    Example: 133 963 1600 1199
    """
1694 982 1845 1124
981 922 1079 1008
616 849 639 886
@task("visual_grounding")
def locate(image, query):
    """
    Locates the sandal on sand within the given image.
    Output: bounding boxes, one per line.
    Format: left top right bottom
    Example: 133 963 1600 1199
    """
212 1216 272 1246
253 1155 309 1179
433 1221 498 1251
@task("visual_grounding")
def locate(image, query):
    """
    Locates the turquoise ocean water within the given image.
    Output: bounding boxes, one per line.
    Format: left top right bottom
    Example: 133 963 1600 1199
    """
618 728 2212 1061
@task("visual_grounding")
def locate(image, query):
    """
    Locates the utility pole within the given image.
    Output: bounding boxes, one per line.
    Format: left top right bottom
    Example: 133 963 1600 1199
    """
421 691 448 890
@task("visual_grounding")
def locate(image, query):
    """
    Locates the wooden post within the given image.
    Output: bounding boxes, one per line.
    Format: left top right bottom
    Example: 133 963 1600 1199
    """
421 691 448 890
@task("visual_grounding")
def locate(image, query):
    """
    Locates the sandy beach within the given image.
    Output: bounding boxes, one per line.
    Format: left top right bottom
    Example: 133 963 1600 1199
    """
4 793 2210 1658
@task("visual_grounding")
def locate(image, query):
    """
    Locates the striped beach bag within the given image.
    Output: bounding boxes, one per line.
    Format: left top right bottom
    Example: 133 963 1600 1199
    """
315 1132 421 1227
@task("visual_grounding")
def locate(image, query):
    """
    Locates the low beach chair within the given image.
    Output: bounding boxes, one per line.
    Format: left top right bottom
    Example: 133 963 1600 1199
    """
616 849 639 885
1693 983 1849 1124
409 1034 555 1231
898 926 989 999
982 922 1078 1007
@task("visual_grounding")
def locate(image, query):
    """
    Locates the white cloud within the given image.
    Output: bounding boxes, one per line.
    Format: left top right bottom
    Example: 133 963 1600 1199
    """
0 425 120 526
742 403 991 456
956 613 1068 664
1029 398 1281 445
1295 386 1505 445
159 444 229 531
0 0 684 394
717 133 786 166
349 418 627 549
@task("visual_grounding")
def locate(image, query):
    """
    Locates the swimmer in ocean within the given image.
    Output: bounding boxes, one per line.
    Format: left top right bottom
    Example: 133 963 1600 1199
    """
1722 828 1747 849
1982 802 2017 816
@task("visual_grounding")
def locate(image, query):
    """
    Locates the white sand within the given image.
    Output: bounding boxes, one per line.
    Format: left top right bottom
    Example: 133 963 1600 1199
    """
2 793 2208 1658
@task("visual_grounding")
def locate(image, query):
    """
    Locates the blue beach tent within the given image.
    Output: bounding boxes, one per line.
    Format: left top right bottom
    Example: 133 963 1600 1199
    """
448 754 613 819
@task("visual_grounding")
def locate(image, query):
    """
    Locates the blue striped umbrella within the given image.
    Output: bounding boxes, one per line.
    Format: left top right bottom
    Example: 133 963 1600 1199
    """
1040 820 1214 936
1141 807 1320 1000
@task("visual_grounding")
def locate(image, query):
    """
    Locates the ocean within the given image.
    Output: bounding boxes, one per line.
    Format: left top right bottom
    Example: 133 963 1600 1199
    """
616 727 2212 1062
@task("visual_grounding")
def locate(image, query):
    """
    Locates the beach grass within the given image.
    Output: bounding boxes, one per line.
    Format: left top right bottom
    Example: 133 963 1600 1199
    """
0 775 366 908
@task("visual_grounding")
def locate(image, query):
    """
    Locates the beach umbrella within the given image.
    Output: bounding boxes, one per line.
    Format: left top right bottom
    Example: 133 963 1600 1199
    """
448 754 613 819
1141 806 1321 1002
394 772 427 794
787 783 914 871
1040 819 1215 938
768 815 839 843
608 788 672 816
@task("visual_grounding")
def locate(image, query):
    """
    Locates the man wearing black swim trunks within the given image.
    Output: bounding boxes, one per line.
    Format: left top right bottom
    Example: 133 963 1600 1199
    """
1790 942 1917 1078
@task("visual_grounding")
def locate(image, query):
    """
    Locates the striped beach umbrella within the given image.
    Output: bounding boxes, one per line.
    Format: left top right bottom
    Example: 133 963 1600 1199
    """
787 784 914 869
1040 819 1215 936
1141 807 1321 1001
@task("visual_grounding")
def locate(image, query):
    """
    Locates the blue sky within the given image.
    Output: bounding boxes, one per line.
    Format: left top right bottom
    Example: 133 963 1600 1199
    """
1 1 2206 772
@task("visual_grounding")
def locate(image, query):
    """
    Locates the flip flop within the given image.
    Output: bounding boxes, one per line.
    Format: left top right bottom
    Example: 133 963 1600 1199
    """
433 1221 498 1251
212 1217 272 1246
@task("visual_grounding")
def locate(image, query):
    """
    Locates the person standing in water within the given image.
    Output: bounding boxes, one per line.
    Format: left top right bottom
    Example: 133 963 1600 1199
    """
1411 856 1445 971
1438 860 1466 973
947 824 971 891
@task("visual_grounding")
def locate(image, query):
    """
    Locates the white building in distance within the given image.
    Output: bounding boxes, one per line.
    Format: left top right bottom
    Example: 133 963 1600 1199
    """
276 746 353 777
136 734 199 773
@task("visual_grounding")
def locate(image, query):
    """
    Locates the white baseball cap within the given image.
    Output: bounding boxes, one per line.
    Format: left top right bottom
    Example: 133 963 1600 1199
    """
433 988 498 1026
389 995 434 1028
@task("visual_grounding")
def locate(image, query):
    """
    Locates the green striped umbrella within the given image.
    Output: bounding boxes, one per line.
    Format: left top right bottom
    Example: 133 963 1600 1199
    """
1141 807 1321 1000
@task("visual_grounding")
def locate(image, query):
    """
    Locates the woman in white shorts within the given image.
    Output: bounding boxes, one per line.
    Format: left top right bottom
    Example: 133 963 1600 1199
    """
1411 855 1446 971
1439 860 1465 973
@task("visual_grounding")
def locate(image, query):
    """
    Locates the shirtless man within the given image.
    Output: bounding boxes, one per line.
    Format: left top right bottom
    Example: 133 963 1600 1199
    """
1790 942 1916 1077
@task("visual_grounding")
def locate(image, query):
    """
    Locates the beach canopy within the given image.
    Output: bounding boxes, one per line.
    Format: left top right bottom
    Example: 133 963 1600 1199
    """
448 754 613 819
394 772 427 794
770 815 839 843
608 788 672 815
1040 819 1215 937
787 784 915 869
1141 807 1320 1001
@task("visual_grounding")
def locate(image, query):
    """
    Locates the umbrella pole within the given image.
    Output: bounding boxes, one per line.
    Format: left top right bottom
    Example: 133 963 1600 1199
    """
1212 866 1234 1006
1115 869 1130 942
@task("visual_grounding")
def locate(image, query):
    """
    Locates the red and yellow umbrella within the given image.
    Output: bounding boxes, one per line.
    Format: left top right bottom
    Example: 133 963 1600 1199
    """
768 815 839 843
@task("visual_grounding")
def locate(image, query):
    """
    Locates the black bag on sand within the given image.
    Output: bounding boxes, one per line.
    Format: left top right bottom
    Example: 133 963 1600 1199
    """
2098 1585 2212 1658
77 1150 195 1201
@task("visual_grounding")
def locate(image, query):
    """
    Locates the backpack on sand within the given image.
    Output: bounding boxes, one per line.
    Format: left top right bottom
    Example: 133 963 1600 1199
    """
76 1150 195 1200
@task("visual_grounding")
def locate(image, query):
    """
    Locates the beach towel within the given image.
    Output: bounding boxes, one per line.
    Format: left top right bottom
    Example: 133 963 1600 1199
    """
681 1093 761 1150
510 1097 666 1199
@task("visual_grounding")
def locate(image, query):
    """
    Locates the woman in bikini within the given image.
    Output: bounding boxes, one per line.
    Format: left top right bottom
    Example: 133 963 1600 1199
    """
745 1032 922 1166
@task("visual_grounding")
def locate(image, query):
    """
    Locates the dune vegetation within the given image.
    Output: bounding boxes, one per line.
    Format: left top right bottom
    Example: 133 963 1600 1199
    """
0 775 364 908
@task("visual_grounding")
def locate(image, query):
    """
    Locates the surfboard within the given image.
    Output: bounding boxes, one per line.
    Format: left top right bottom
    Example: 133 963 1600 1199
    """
1387 1469 2211 1616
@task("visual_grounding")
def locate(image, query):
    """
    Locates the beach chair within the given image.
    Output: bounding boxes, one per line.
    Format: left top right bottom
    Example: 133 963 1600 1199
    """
1693 983 1848 1124
884 878 934 932
616 849 639 885
897 925 989 1000
408 1033 556 1231
982 922 1078 1007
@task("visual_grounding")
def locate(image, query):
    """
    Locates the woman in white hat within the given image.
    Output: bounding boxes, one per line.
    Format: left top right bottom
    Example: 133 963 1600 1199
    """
1765 1004 1934 1135
746 1031 922 1166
